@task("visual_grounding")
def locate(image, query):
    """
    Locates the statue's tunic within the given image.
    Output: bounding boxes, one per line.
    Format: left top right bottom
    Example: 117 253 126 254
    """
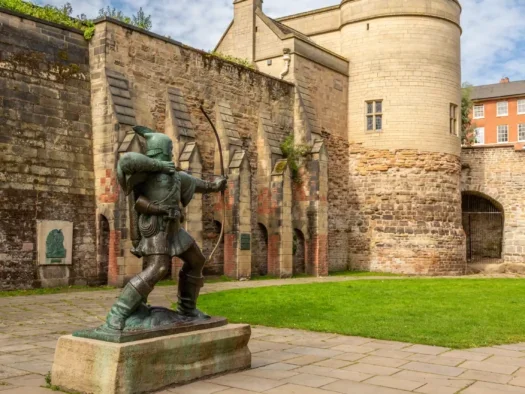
117 152 200 258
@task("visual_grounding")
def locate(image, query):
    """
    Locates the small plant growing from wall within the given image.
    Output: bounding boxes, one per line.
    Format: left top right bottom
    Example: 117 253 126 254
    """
280 134 312 184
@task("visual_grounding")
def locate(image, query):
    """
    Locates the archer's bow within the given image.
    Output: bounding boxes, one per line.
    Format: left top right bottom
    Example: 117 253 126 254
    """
200 105 226 264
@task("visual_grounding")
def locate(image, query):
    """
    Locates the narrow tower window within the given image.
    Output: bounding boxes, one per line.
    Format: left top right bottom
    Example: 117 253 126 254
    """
366 100 383 132
450 103 458 136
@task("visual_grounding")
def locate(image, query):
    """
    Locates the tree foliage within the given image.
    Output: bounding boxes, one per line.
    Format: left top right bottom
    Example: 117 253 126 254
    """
132 7 152 30
462 82 476 146
98 6 152 30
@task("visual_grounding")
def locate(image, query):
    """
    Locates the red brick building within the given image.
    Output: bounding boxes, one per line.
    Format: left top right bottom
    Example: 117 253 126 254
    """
470 78 525 145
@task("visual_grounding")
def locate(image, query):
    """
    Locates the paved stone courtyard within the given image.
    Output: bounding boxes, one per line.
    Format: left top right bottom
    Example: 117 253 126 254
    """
2 276 525 393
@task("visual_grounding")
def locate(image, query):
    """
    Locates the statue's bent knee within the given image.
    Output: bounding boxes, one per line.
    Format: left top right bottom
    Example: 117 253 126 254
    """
179 243 206 276
135 255 171 291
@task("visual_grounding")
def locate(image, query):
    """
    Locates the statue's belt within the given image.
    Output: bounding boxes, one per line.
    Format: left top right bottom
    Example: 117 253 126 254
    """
138 207 183 238
164 206 183 222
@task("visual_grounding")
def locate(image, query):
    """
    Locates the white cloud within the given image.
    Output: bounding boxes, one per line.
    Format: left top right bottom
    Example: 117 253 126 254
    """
460 0 525 85
35 0 525 85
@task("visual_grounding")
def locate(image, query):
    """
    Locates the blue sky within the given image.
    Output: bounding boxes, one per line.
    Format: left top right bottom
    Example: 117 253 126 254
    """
36 0 525 86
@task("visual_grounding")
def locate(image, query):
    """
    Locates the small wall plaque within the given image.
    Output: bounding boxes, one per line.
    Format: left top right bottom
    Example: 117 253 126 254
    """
240 234 251 251
37 221 73 265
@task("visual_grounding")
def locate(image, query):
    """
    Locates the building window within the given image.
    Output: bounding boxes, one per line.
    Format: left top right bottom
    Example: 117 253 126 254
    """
497 125 508 143
497 101 508 116
474 127 485 145
519 124 525 142
450 103 458 135
473 105 485 119
366 100 383 132
518 100 525 115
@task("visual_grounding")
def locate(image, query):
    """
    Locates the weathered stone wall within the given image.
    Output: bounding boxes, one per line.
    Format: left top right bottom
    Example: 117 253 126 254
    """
461 145 525 263
90 19 295 282
290 55 348 140
324 132 351 272
345 146 466 275
0 10 96 290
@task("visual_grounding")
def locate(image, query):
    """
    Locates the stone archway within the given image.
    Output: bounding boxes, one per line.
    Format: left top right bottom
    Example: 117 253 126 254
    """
253 223 269 277
462 192 504 263
293 229 306 275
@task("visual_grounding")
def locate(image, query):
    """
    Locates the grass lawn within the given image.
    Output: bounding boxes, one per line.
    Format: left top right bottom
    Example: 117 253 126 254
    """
196 279 525 349
158 271 396 286
329 271 401 277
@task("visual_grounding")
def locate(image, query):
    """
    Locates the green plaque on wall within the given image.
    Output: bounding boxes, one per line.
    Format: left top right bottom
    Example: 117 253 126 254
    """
240 234 251 251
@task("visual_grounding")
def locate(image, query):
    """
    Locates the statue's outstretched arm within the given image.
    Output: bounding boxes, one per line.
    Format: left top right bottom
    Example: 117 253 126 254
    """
178 171 228 207
119 152 174 175
194 177 228 194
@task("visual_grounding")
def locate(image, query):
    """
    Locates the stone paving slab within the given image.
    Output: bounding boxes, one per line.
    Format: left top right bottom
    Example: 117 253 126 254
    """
2 277 525 393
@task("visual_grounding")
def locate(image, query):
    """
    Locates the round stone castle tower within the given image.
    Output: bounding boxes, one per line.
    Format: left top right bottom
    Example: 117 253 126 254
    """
340 0 466 274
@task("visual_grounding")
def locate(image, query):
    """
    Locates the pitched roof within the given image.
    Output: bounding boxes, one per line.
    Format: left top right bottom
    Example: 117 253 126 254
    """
270 18 312 42
275 5 340 22
471 80 525 101
255 8 348 62
255 8 312 43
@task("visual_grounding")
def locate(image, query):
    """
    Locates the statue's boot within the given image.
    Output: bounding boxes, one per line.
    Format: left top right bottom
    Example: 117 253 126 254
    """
105 282 144 330
176 270 210 319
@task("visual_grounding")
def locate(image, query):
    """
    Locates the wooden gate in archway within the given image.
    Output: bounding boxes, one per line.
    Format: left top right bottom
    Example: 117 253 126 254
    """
462 193 503 263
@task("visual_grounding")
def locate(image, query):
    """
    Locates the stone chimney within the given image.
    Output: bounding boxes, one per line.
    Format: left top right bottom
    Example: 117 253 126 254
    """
234 0 262 8
230 0 263 62
500 77 510 84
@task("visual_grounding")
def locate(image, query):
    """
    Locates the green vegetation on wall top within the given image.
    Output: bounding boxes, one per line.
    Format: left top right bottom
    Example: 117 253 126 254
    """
0 0 152 40
209 51 254 69
0 0 95 39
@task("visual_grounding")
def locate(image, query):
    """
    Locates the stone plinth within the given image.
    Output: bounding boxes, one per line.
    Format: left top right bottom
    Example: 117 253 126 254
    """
51 324 251 394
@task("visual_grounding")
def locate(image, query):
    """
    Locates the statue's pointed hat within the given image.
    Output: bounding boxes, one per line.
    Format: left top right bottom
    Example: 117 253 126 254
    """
133 126 173 158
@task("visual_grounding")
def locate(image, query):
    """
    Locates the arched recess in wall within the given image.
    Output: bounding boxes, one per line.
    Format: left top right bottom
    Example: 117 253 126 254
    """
204 220 224 276
293 229 306 276
253 223 269 277
98 214 110 284
462 192 504 264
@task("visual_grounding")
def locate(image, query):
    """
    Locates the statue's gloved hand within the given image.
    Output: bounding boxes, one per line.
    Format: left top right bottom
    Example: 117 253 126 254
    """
213 177 228 192
160 161 176 174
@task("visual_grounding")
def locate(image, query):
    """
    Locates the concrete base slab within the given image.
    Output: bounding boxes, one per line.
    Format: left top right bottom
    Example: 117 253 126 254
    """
51 324 251 394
